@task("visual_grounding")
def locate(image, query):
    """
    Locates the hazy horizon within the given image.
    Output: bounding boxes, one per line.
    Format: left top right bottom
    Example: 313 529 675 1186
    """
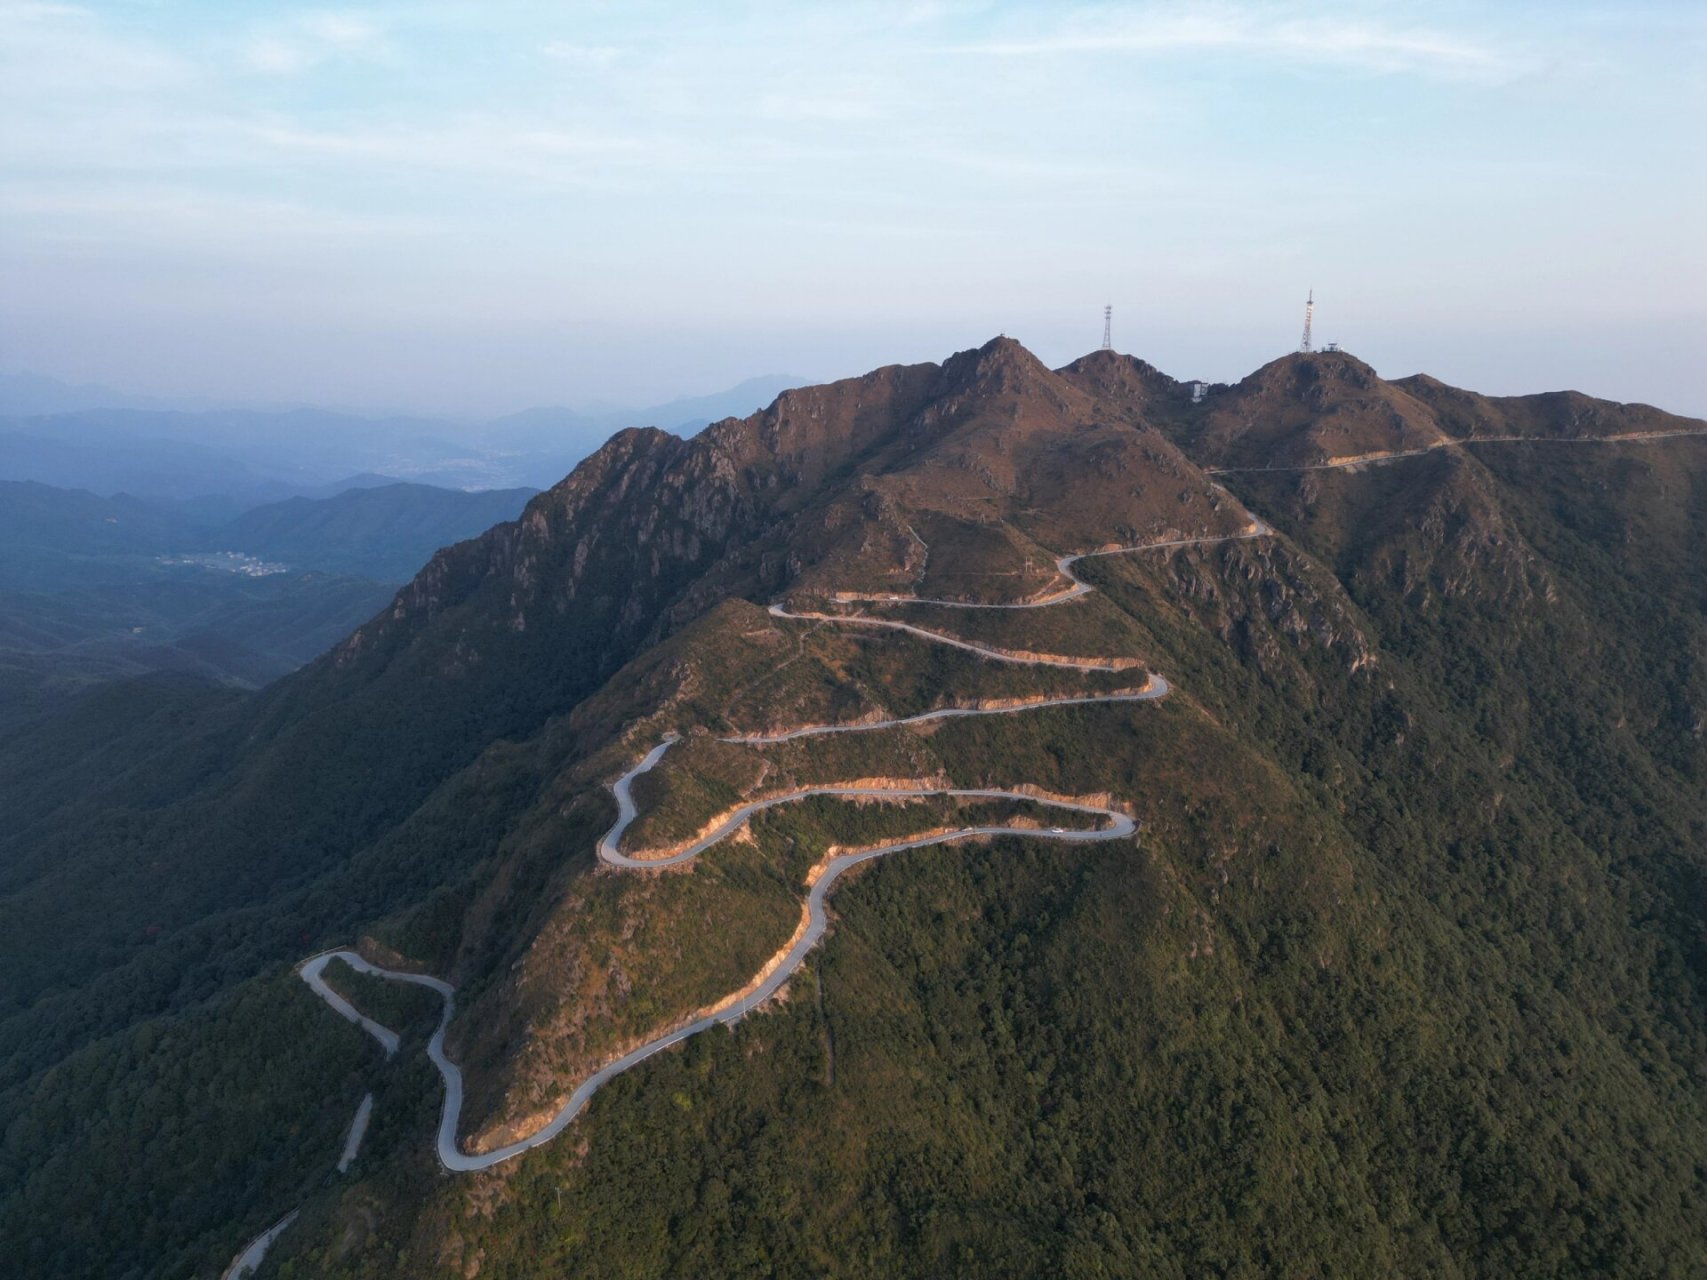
5 320 1707 427
3 1 1703 418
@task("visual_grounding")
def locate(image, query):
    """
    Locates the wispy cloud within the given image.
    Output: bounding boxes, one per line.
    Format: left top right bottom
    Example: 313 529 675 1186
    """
541 40 620 69
1 0 1696 414
0 182 440 249
958 5 1524 80
248 118 665 189
0 1 191 93
756 93 882 124
242 10 390 75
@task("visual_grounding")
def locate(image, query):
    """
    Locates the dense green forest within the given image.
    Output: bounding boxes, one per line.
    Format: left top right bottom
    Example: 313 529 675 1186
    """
1 345 1702 1277
269 438 1706 1278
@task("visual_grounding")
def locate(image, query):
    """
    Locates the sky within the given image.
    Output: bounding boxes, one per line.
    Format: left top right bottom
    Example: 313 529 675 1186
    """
1 1 1703 417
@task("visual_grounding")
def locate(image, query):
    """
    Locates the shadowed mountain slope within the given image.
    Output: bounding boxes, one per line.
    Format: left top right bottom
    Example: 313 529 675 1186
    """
0 337 1241 1088
1 339 1704 1279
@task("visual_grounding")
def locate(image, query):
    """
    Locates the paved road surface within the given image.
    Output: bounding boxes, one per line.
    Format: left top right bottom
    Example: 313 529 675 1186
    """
220 1211 299 1280
299 952 403 1056
291 515 1273 1179
719 681 1167 746
1206 429 1707 475
337 1094 374 1174
306 788 1136 1173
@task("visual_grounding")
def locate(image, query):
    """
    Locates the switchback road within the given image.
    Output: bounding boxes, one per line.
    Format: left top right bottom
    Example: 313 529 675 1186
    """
291 515 1271 1182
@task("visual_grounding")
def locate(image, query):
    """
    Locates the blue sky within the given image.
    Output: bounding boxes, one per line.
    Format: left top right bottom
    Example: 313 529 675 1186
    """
1 1 1702 415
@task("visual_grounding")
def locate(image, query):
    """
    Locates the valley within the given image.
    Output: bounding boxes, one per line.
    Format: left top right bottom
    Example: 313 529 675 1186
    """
9 5 1699 1273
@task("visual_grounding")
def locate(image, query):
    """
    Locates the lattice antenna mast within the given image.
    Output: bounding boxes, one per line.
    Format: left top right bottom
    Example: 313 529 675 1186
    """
1299 289 1315 353
1101 304 1113 351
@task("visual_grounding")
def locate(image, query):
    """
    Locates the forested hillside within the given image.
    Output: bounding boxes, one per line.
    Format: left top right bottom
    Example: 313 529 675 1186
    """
0 480 535 722
1 340 1702 1278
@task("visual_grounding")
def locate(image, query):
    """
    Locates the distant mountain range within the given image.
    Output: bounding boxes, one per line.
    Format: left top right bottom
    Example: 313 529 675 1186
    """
0 480 538 710
0 372 807 497
0 366 802 719
220 482 538 582
484 374 809 448
3 337 1704 1277
0 479 538 587
0 371 224 416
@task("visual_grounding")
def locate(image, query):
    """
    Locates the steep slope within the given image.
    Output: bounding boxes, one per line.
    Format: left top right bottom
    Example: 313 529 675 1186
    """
282 350 1706 1278
0 338 1252 1275
277 394 1707 1278
3 339 1705 1279
294 337 1261 1145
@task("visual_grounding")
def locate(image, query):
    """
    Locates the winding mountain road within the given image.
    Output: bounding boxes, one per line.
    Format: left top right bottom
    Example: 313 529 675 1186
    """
305 786 1136 1175
773 523 1271 667
1205 428 1707 475
718 681 1168 746
300 953 406 1056
292 515 1272 1181
235 427 1706 1264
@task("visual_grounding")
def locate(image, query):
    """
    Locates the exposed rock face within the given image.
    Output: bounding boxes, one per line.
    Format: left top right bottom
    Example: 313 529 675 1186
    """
19 328 1707 1279
346 336 1705 699
327 337 1261 696
1055 348 1184 418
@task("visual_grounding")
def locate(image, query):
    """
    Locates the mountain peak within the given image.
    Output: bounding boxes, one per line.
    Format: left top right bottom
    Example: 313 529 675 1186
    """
933 335 1056 397
1055 349 1181 414
1149 347 1445 469
1244 347 1381 392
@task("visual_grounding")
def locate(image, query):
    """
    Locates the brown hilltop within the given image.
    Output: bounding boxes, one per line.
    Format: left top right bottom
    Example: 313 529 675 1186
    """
312 335 1705 752
1132 347 1706 472
328 336 1251 692
1055 347 1185 418
1175 349 1450 470
794 336 1248 600
1392 374 1699 440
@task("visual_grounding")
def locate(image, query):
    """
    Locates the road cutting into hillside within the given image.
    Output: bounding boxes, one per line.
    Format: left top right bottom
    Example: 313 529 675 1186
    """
1205 429 1707 475
294 516 1274 1177
302 790 1135 1173
824 522 1272 612
718 681 1169 746
220 1211 299 1280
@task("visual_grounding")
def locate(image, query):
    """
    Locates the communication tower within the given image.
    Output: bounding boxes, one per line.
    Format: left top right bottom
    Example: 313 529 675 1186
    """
1101 304 1112 352
1299 289 1315 353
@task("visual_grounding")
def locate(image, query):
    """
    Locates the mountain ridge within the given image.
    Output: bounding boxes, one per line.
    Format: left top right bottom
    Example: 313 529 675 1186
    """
271 336 1701 1144
3 338 1705 1278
